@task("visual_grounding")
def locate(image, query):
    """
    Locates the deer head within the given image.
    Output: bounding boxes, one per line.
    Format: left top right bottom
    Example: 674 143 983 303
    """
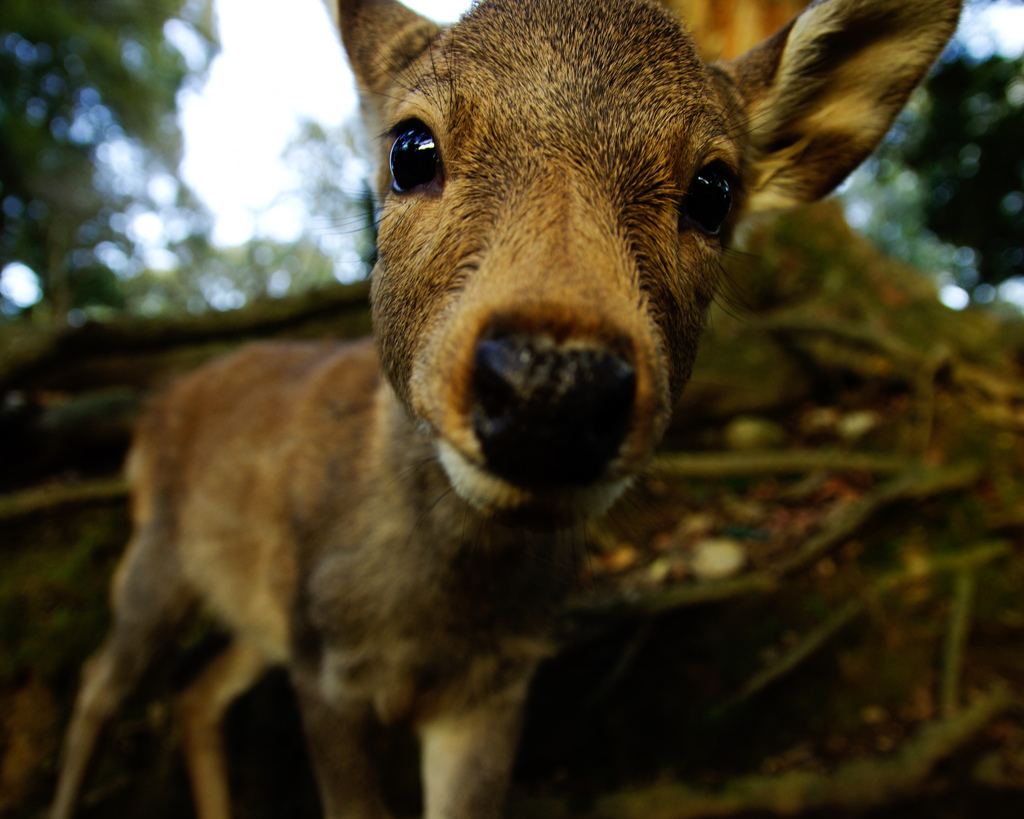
333 0 959 525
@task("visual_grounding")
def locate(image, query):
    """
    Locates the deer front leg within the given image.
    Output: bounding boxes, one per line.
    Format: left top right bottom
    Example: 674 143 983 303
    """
291 671 394 819
176 638 270 819
417 688 529 819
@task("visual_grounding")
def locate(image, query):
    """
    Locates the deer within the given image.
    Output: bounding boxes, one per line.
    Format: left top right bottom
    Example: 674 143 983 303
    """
51 0 963 817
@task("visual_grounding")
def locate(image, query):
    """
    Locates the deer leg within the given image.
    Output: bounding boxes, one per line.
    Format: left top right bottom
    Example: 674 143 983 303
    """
417 689 529 819
52 529 193 819
174 637 270 819
50 637 149 819
290 672 393 819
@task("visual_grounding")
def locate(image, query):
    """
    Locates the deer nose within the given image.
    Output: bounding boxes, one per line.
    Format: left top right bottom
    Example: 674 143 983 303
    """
471 336 636 487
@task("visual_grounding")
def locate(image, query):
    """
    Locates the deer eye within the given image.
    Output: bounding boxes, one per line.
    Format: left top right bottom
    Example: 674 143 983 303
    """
682 162 734 236
390 121 439 192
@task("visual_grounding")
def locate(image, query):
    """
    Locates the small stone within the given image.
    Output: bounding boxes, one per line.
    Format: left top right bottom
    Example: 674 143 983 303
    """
647 557 673 584
875 734 897 753
646 478 671 496
675 512 716 539
903 550 931 578
861 705 889 725
837 410 880 441
724 415 786 450
691 538 746 580
800 406 840 435
815 558 837 578
600 544 638 573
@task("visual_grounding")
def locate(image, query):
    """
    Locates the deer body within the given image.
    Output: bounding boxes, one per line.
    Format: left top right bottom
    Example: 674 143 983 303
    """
53 1 963 817
54 339 572 819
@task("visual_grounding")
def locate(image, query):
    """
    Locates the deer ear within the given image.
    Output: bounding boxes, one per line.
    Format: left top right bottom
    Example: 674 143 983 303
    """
722 0 963 213
336 0 440 118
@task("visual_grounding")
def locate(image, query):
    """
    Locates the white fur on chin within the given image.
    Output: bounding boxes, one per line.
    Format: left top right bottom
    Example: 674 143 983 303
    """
436 440 631 520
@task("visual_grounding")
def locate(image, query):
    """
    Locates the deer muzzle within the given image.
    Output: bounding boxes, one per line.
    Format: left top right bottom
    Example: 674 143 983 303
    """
472 334 636 487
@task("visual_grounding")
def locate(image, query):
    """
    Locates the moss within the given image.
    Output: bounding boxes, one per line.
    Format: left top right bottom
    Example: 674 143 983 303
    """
0 506 128 684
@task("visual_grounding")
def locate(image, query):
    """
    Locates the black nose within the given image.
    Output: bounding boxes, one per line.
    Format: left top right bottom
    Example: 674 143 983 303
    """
472 336 636 487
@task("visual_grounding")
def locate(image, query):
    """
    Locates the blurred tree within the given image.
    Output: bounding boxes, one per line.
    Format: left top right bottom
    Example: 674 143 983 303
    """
904 54 1024 289
116 234 344 316
110 119 378 318
672 0 1024 307
3 0 1020 320
279 120 378 276
0 0 216 319
844 0 1024 305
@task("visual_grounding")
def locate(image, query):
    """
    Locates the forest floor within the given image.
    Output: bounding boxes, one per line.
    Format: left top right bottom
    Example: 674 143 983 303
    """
2 205 1024 818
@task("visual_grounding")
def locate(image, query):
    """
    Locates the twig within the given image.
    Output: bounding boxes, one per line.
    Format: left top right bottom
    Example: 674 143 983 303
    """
718 543 1007 712
954 361 1024 404
718 598 863 712
570 463 982 619
941 568 977 718
908 349 948 457
0 477 128 526
568 572 780 618
754 314 938 374
583 619 657 709
773 462 982 575
649 450 908 479
753 315 1024 437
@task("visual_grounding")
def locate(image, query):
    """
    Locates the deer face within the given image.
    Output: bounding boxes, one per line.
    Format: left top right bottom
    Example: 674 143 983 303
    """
336 0 963 522
368 0 737 521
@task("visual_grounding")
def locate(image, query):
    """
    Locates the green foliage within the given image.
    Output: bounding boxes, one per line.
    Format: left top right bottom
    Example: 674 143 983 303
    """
120 235 345 316
1 0 377 322
903 53 1024 288
0 508 127 683
847 2 1024 304
0 0 216 317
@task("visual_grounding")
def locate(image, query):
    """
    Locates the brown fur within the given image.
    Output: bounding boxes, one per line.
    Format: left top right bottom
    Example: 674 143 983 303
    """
666 0 810 60
52 1 962 817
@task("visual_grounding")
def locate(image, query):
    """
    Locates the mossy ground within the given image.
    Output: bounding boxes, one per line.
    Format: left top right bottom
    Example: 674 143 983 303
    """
2 206 1023 818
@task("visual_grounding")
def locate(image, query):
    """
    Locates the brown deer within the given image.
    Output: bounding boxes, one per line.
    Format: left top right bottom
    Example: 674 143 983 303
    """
52 0 963 817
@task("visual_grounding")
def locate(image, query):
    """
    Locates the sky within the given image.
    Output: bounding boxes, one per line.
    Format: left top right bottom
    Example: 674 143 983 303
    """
177 0 1024 250
3 0 1024 310
178 0 474 247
